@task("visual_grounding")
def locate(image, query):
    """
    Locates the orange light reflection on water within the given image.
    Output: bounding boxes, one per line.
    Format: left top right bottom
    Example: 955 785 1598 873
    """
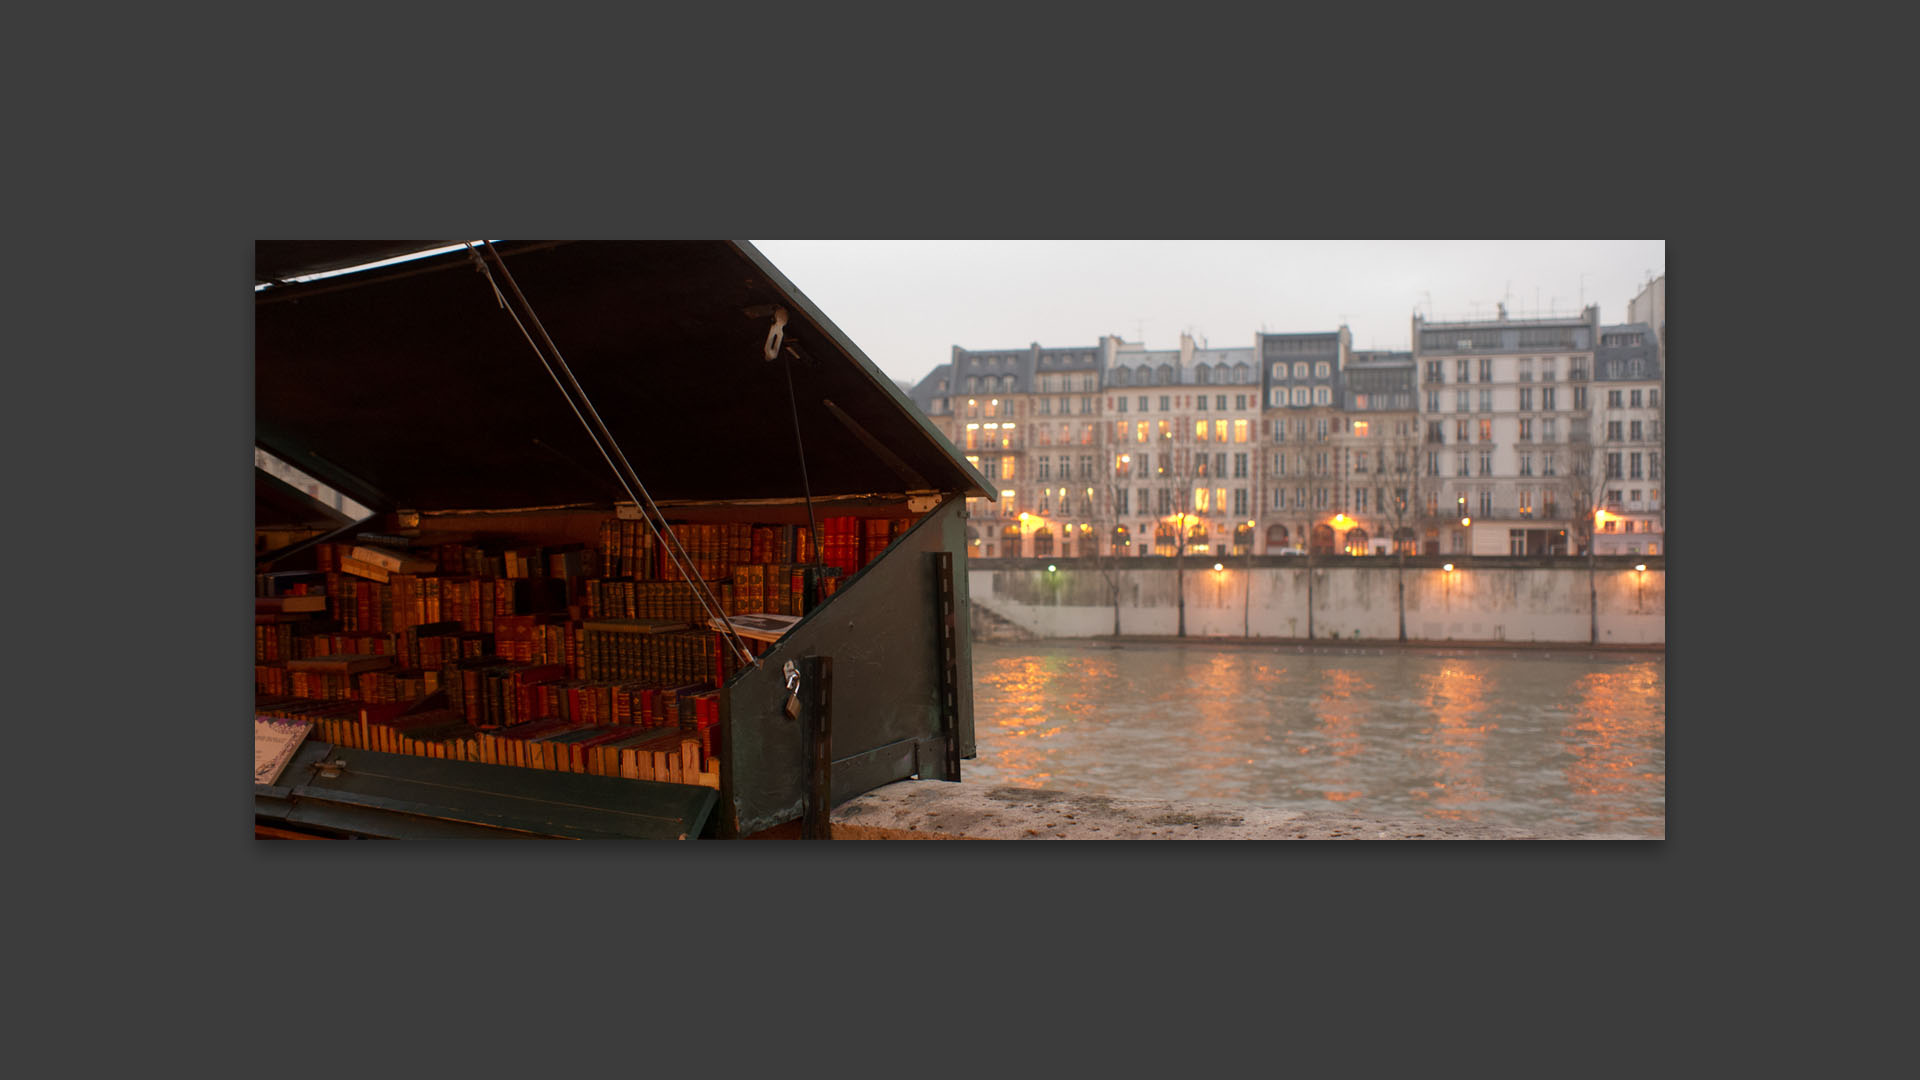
1413 664 1496 821
976 653 1119 788
1562 663 1666 825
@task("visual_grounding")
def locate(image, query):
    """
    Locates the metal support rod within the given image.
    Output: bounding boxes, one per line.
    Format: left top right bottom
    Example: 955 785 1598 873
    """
801 655 834 839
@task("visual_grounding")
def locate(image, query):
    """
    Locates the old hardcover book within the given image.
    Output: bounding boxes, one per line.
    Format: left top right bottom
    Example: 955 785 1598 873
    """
337 555 392 583
255 716 313 786
351 544 438 574
287 653 394 675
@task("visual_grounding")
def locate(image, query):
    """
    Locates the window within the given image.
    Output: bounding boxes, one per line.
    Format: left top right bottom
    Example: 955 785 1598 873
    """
1479 489 1492 517
1479 419 1492 442
1000 457 1016 480
1456 389 1470 412
1478 358 1492 382
1457 359 1470 382
1233 488 1247 515
1456 419 1469 442
1234 452 1248 478
1479 451 1492 476
1544 452 1557 476
1292 386 1310 406
1607 420 1623 441
1519 418 1533 441
1478 389 1492 412
1519 358 1533 382
1313 386 1331 405
1082 424 1094 445
1197 395 1208 411
965 455 980 470
1606 452 1622 479
1570 358 1588 380
1216 395 1227 410
1354 452 1367 474
1542 358 1555 382
1608 389 1623 408
1316 418 1329 440
1314 487 1328 509
1235 394 1248 410
1356 488 1370 511
1519 388 1533 411
1293 362 1309 379
1457 452 1470 476
1427 390 1440 412
1427 421 1445 444
1427 492 1439 516
1650 452 1661 479
1630 420 1643 441
1215 419 1230 444
1542 387 1556 411
1115 397 1126 413
1510 529 1527 555
1425 360 1443 382
1543 491 1556 518
1630 453 1643 479
1630 389 1643 408
1315 362 1330 379
1543 417 1557 441
1195 420 1210 441
1234 419 1249 443
985 399 998 418
964 426 978 450
1648 388 1659 408
1159 395 1170 411
1518 488 1532 515
1519 453 1533 476
1353 420 1370 438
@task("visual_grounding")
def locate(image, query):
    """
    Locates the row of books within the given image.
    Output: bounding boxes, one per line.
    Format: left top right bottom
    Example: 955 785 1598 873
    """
818 515 912 575
254 698 721 789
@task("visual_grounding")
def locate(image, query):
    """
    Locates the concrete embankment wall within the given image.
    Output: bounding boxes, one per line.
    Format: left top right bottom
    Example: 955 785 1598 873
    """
965 555 1663 645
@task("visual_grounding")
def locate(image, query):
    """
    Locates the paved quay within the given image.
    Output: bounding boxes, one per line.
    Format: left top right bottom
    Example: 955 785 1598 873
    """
828 781 1652 840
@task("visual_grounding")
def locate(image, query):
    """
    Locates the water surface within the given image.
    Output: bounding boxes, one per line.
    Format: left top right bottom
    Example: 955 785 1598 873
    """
965 640 1665 837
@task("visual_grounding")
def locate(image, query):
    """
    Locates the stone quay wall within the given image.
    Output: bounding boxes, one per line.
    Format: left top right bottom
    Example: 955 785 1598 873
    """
964 554 1664 646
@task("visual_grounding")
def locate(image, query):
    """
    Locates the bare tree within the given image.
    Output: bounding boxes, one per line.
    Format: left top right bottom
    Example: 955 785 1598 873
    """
1567 408 1613 646
1378 419 1426 642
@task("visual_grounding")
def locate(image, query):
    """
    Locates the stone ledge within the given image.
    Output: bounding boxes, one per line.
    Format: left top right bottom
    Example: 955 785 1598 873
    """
829 781 1651 840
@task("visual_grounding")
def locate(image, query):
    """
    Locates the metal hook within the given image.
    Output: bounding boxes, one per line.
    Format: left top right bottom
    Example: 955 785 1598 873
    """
764 307 789 361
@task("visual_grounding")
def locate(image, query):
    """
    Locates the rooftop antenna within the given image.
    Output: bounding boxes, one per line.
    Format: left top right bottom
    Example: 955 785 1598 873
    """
1579 272 1588 310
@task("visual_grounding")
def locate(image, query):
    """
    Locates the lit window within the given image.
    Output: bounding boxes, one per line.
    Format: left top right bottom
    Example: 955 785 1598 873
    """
1215 420 1229 442
1233 419 1249 443
1196 420 1210 441
1352 420 1369 438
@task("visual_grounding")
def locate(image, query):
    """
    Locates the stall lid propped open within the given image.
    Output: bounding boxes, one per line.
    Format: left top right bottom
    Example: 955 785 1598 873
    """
255 241 991 513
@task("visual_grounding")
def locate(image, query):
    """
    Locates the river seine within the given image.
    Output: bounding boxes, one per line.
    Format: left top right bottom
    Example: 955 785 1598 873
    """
964 640 1665 838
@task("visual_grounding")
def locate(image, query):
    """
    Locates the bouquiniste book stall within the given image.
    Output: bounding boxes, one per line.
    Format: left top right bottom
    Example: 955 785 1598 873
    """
254 241 990 839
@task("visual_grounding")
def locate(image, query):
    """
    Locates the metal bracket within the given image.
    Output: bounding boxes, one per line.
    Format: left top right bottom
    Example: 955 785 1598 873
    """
313 757 348 780
930 552 962 782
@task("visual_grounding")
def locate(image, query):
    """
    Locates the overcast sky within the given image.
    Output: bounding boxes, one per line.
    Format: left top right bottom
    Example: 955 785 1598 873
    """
751 240 1666 387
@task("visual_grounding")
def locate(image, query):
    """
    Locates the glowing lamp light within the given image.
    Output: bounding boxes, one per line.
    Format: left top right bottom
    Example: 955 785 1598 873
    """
1635 563 1647 572
1461 516 1471 526
1047 564 1057 573
1331 513 1352 528
1443 563 1455 572
1018 512 1030 522
1213 562 1224 572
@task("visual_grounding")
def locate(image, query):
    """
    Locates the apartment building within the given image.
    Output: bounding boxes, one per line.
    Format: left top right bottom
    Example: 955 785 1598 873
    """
1412 307 1598 556
1258 328 1350 554
1590 324 1664 555
1103 334 1259 557
1337 350 1421 555
926 342 1104 558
